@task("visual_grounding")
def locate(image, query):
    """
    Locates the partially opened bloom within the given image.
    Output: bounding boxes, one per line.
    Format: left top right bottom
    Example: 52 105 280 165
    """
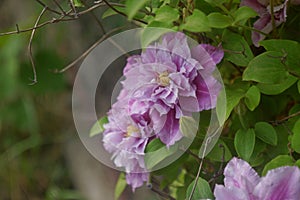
214 157 300 200
241 0 288 46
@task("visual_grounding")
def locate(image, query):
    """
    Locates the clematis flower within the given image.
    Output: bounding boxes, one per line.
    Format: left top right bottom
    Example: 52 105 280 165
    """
241 0 288 46
214 157 300 200
122 32 223 146
102 32 224 190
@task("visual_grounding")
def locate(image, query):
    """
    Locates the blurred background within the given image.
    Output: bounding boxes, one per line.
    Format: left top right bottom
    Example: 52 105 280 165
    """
0 0 156 199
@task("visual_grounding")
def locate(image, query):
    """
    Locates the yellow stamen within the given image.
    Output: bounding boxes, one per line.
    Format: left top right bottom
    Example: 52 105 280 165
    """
126 125 139 137
158 71 170 86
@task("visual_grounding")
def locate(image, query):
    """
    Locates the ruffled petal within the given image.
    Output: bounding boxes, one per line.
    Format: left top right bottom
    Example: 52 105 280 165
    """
254 166 300 200
214 185 252 200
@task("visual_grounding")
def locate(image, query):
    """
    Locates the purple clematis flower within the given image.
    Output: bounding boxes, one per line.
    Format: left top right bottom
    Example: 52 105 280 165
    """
122 32 223 146
214 157 300 200
102 32 224 190
241 0 288 46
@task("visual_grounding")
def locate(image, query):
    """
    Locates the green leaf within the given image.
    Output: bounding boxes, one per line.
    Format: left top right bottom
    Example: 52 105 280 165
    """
262 155 295 176
125 0 149 20
234 129 255 161
260 39 300 78
291 119 300 153
179 116 198 139
144 138 178 169
243 51 289 84
180 9 211 32
186 178 213 200
254 122 277 146
222 30 254 66
206 139 232 162
297 80 300 94
257 75 297 95
141 27 174 47
244 85 260 111
204 0 225 6
89 116 108 137
154 5 179 22
216 80 248 121
207 12 232 28
72 0 84 7
296 160 300 168
114 173 127 200
233 6 257 25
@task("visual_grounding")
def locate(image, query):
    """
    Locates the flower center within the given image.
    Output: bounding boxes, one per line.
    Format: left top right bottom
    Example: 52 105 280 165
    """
157 71 170 86
126 125 139 137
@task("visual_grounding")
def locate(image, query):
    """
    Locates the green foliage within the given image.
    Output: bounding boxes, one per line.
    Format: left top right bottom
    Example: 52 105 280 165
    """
234 129 255 161
72 0 84 7
233 6 257 25
244 86 261 111
180 9 211 32
207 12 232 28
154 5 179 22
179 116 198 139
89 116 108 137
114 173 127 200
186 178 213 200
291 119 300 153
206 139 232 162
222 30 254 66
144 138 178 169
254 122 278 146
262 155 295 176
243 51 290 84
125 0 149 20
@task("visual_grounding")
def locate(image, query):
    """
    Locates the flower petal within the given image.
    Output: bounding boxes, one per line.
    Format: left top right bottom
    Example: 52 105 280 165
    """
224 157 260 195
254 166 300 200
214 185 251 200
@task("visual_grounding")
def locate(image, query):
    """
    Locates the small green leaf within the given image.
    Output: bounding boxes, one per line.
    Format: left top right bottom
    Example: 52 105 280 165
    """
254 122 277 146
234 129 255 161
180 9 211 32
262 155 295 176
216 80 248 122
206 139 232 162
186 178 213 200
114 173 127 200
260 40 300 77
89 116 108 137
244 85 260 111
207 12 232 28
233 6 257 25
125 0 149 20
222 30 254 66
243 51 289 84
179 116 198 139
154 5 179 22
297 80 300 94
144 139 178 169
257 75 297 95
72 0 84 7
141 27 174 47
291 119 300 153
296 160 300 168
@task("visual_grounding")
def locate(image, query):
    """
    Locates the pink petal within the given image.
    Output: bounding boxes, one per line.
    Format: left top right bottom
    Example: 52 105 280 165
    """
214 185 251 200
252 14 272 47
254 166 300 200
200 44 224 64
224 157 260 195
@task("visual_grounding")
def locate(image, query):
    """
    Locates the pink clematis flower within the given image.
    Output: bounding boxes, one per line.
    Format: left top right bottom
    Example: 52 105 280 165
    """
214 157 300 200
241 0 288 47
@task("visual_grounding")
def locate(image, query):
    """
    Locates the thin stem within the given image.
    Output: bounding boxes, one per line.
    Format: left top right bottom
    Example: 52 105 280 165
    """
28 7 47 85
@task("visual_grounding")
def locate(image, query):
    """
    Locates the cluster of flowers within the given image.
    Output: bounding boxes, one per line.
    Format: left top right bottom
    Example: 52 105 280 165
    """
102 32 223 190
214 157 300 199
241 0 300 46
